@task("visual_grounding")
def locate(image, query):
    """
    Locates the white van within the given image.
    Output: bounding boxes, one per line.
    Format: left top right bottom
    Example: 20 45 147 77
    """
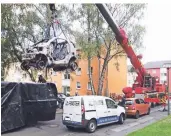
62 95 126 133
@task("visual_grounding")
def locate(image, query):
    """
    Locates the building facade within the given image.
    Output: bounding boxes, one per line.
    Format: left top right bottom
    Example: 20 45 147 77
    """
144 60 171 92
127 60 171 92
50 53 127 96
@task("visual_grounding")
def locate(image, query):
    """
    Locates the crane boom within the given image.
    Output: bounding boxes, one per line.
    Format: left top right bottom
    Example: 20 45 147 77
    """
96 4 147 87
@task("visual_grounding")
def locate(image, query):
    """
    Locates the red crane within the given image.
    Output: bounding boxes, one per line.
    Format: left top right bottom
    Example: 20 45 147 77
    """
96 4 166 102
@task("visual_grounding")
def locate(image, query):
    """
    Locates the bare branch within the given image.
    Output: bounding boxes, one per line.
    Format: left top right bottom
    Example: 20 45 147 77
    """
33 5 46 19
119 5 143 27
107 50 125 62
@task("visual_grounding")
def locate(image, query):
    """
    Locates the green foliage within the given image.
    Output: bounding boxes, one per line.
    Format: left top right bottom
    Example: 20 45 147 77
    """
127 115 171 136
69 4 147 95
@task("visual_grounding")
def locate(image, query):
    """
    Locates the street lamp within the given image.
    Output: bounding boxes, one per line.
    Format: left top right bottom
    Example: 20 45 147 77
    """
163 63 171 115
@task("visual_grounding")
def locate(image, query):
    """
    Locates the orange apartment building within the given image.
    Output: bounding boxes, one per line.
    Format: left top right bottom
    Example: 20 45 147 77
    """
50 49 127 96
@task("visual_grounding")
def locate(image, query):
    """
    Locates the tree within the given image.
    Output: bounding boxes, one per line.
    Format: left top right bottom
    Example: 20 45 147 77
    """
71 4 146 95
1 4 72 81
1 4 45 81
72 4 103 95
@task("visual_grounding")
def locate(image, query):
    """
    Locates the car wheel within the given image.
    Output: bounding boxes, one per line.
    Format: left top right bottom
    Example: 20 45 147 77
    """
86 119 97 133
135 111 139 119
66 126 74 130
69 61 78 71
37 60 46 70
147 108 150 115
118 113 124 124
21 61 30 71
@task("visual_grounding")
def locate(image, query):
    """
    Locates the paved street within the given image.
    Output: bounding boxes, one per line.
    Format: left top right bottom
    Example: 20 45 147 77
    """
2 106 168 136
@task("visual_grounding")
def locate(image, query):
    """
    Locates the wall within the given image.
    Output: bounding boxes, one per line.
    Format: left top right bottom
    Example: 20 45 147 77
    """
108 55 127 94
50 71 62 93
51 49 127 96
146 68 160 79
70 57 99 96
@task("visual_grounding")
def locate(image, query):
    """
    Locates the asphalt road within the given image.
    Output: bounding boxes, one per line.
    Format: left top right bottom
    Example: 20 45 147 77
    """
2 106 168 136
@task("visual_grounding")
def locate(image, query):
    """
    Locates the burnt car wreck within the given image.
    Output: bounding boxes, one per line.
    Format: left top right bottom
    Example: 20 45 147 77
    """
21 37 78 72
21 4 78 72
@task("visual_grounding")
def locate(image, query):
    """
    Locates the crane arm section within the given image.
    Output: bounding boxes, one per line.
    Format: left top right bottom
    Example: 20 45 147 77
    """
96 4 147 86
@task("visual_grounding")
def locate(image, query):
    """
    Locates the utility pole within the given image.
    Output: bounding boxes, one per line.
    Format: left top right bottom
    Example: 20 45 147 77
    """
167 67 170 115
163 63 171 115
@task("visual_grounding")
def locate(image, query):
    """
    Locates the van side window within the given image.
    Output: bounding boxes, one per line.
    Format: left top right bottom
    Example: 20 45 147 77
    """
105 99 115 108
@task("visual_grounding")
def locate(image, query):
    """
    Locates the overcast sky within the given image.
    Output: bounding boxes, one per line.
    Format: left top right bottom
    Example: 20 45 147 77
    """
141 2 171 63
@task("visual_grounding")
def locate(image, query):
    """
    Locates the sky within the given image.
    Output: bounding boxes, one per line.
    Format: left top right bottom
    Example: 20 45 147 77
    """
141 2 171 64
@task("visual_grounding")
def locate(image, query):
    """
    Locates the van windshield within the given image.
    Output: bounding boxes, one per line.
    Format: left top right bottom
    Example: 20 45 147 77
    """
125 100 134 105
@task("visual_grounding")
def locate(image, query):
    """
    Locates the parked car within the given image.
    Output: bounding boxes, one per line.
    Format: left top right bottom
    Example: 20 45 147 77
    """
57 93 67 109
62 96 126 133
125 98 151 119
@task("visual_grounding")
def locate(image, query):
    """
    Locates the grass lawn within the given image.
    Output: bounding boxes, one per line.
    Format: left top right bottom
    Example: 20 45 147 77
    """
127 115 171 136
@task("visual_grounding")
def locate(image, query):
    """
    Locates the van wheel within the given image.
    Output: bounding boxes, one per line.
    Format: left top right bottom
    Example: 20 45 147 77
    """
66 126 74 130
135 111 139 119
118 114 124 124
86 119 97 133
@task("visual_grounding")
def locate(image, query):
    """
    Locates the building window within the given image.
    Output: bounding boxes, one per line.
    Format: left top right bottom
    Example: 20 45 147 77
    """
87 67 93 75
64 73 70 79
161 73 167 76
76 82 81 89
76 68 81 75
62 86 70 95
87 82 91 90
160 80 165 84
77 54 81 59
152 70 156 74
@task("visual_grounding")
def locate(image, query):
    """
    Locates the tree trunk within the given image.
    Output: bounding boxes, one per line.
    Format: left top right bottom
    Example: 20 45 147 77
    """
98 57 101 95
98 49 110 95
88 56 96 95
98 60 108 95
87 6 96 95
105 64 109 96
